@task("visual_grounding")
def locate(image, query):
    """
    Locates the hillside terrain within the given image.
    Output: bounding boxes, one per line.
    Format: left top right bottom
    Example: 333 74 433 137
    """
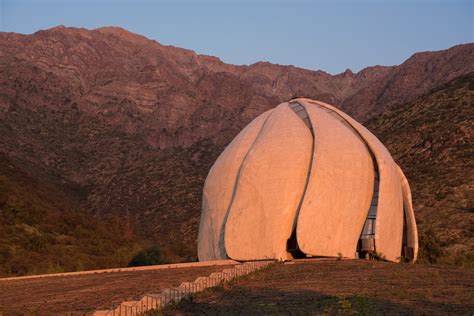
0 26 472 274
0 153 143 276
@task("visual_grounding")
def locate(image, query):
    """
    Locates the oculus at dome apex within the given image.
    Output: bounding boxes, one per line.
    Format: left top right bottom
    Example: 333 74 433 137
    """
198 98 418 263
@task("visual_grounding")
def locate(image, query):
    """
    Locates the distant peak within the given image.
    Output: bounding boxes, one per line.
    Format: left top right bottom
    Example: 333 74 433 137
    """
94 26 152 44
51 25 66 30
342 68 354 76
94 26 129 33
34 25 89 36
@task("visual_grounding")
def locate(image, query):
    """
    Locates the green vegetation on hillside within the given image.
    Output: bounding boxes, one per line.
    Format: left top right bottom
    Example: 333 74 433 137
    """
0 154 146 276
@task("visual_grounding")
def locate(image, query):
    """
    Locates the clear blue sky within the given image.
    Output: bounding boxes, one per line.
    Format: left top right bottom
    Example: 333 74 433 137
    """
0 0 472 74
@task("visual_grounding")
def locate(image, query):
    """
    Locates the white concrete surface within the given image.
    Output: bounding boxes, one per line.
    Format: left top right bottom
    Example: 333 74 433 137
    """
296 100 374 259
198 110 273 261
225 103 312 260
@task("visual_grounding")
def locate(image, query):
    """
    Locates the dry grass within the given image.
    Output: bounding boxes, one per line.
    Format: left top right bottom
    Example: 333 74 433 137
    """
157 260 474 315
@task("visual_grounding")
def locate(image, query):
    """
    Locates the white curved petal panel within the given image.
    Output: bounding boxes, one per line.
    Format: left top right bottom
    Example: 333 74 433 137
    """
304 99 404 262
296 100 374 258
197 109 273 261
397 165 419 262
224 103 313 260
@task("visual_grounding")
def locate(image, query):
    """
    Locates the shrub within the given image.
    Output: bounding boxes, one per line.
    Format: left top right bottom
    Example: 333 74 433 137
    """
128 245 164 267
418 227 444 264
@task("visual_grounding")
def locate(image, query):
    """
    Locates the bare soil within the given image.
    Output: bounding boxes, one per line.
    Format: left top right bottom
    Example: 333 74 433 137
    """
162 259 474 315
0 265 233 315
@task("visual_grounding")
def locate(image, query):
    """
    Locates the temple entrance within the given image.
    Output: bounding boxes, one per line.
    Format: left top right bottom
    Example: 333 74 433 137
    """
286 230 307 259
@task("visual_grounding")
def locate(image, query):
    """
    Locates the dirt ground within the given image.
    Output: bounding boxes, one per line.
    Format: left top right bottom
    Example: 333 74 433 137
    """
0 264 234 315
161 259 474 315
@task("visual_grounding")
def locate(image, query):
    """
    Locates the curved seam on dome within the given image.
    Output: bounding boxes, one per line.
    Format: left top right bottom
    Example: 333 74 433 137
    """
397 165 418 262
286 102 315 256
307 100 380 254
200 188 218 260
209 214 217 259
219 109 275 259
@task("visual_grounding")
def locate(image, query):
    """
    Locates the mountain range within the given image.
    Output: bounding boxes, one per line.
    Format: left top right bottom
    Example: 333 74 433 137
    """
0 26 472 275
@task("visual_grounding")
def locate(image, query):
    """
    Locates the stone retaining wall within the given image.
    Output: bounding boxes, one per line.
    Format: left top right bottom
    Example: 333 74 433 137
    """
93 261 274 315
0 260 239 282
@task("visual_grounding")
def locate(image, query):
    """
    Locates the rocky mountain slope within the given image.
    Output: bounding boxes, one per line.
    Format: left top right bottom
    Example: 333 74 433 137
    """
0 26 472 274
366 73 473 265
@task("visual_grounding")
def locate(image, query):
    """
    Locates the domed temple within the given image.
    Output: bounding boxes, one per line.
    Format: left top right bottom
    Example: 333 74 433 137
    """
197 98 418 263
